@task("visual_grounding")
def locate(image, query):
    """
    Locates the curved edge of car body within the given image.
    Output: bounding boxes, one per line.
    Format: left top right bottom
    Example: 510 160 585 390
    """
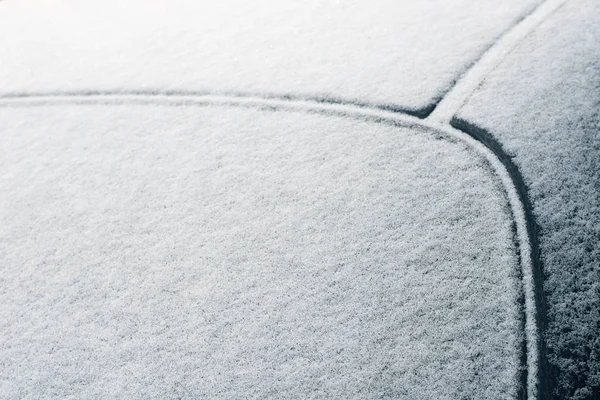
0 93 540 399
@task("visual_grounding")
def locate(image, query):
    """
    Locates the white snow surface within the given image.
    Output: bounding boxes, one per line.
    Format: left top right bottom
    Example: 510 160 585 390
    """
455 1 600 398
0 103 524 399
0 0 540 113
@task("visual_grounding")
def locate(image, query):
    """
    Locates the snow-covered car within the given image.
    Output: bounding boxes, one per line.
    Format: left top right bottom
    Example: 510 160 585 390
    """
0 1 598 399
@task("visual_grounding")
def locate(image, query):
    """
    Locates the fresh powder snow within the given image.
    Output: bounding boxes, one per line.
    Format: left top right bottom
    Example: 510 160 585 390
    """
3 0 595 398
0 0 540 115
0 103 524 398
454 0 600 398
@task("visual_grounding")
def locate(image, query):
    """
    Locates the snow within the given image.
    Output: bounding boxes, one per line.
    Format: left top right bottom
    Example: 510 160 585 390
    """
0 0 540 115
454 1 600 398
0 102 525 399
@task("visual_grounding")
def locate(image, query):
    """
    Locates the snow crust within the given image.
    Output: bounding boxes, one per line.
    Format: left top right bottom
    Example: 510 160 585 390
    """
0 104 523 399
455 1 600 398
0 0 539 113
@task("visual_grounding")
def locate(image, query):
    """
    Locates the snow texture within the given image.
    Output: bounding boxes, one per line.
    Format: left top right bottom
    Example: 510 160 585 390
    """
455 1 600 398
0 0 540 115
0 103 524 399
